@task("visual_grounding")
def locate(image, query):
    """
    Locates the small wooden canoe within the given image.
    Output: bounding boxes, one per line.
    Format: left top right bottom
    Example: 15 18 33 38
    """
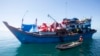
56 41 82 50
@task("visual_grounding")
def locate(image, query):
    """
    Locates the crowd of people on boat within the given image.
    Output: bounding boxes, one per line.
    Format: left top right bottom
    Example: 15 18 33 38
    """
38 18 91 34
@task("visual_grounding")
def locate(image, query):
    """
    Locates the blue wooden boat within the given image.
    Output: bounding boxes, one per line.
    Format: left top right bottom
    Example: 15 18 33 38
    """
3 21 96 44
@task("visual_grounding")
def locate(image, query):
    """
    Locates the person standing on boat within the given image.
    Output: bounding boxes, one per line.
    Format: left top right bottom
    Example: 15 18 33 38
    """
78 36 83 42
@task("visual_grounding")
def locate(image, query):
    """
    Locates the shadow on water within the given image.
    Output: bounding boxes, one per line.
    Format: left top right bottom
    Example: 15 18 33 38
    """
15 43 58 56
15 39 100 56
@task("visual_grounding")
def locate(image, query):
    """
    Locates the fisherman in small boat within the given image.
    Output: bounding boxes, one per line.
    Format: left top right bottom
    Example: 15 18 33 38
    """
78 36 83 42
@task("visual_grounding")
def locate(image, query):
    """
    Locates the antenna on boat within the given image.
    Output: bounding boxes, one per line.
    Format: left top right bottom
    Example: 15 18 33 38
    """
65 2 67 17
35 18 37 26
48 14 58 30
21 10 28 24
48 14 57 22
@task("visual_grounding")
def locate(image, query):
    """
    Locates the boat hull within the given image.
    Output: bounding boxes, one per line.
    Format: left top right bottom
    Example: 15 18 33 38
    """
56 41 82 50
3 21 96 44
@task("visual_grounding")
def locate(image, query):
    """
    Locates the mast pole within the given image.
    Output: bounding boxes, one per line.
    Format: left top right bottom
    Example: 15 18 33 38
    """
21 10 28 25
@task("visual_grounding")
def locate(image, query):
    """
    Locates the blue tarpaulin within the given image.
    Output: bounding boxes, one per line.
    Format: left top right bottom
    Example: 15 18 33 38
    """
21 24 38 32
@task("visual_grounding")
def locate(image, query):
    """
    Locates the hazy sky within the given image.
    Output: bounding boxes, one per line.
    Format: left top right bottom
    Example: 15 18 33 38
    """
0 0 100 31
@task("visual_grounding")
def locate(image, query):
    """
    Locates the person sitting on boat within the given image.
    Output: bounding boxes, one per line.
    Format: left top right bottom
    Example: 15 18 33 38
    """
38 23 48 32
78 36 83 42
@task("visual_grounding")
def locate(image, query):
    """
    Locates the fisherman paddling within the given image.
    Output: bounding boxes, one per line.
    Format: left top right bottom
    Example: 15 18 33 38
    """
78 36 83 42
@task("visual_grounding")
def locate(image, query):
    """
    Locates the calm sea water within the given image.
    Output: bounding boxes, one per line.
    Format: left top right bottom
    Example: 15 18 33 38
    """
0 31 100 56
